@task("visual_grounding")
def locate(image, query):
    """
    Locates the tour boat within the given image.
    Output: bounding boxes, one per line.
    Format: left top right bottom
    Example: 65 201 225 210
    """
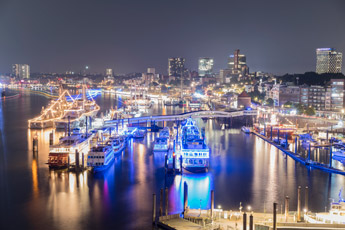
108 135 126 154
241 126 251 134
311 190 345 224
179 118 209 173
153 137 170 152
87 144 114 173
279 139 289 148
164 99 179 106
48 131 93 168
159 127 170 138
189 99 202 109
54 97 99 129
132 129 146 139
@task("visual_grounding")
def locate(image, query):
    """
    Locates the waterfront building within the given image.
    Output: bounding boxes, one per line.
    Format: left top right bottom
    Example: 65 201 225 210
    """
168 57 186 77
237 90 251 109
316 48 342 74
330 79 345 111
272 84 301 106
12 64 30 79
198 58 214 77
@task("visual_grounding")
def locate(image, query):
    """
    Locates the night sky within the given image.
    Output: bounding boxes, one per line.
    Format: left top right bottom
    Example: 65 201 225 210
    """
0 0 344 75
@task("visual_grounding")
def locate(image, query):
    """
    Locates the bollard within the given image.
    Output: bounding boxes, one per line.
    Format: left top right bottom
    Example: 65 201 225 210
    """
273 203 277 230
249 214 253 230
308 144 311 161
305 186 308 212
159 188 163 216
82 152 84 169
49 132 54 146
75 150 80 169
243 212 247 230
277 129 280 141
271 126 273 140
165 187 168 216
211 190 214 219
183 182 188 215
33 137 38 153
285 196 289 222
297 186 301 221
330 147 333 168
295 137 297 154
152 194 156 224
180 155 183 174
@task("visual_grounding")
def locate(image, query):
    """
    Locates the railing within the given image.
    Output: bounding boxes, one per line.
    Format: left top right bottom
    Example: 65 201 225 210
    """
104 109 257 127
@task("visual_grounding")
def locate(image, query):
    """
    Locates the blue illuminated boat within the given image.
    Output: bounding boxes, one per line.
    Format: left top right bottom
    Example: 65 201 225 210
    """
179 118 209 173
87 144 114 173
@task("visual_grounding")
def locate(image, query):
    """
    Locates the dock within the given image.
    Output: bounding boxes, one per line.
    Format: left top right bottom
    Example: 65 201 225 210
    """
252 131 345 176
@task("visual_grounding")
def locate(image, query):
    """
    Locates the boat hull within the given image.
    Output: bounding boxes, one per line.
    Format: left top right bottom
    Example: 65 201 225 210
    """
183 166 208 173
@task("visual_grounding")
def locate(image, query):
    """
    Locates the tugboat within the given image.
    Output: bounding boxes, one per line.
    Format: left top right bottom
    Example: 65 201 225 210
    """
179 118 210 173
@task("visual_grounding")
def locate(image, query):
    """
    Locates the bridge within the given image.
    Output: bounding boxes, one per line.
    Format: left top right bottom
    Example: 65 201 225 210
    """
103 109 257 128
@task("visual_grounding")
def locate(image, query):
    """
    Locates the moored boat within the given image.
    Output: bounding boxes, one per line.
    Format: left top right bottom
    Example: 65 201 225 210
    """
87 144 114 173
179 118 209 173
241 126 251 134
48 131 93 168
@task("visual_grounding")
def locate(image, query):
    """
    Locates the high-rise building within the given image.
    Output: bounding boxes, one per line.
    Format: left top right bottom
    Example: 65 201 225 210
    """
316 48 342 74
168 57 185 77
106 68 113 77
227 49 249 76
198 58 214 77
147 68 155 74
12 64 30 79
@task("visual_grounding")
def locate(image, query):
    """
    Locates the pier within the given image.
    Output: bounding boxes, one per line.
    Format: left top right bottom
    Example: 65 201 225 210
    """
252 131 345 176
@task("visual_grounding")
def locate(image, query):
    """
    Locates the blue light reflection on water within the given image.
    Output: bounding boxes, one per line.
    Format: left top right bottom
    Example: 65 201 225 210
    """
170 173 213 212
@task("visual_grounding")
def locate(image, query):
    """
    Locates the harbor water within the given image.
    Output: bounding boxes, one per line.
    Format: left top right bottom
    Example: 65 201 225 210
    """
0 91 345 230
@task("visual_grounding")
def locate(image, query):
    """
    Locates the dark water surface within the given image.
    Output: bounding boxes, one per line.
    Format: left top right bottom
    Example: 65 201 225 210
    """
0 91 344 230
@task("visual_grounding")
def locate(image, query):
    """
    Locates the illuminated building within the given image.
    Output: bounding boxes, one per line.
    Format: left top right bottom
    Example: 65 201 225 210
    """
198 58 214 77
12 64 30 79
106 68 113 77
168 57 186 77
316 48 342 74
228 49 249 75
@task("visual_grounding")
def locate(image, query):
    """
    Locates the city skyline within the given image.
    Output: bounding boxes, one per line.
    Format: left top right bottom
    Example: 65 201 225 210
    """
0 0 344 75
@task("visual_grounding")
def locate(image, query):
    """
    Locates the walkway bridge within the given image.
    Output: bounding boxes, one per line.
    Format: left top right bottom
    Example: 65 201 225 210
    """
103 109 257 128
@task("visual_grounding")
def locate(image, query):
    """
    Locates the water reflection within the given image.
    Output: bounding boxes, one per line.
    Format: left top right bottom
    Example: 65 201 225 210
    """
1 93 345 230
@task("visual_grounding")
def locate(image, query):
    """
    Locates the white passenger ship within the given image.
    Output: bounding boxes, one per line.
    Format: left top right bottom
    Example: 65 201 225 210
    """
48 130 93 168
179 118 210 172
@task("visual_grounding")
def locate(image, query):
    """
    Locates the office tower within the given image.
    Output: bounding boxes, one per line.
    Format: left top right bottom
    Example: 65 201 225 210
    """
168 57 185 77
316 48 342 74
12 64 30 79
147 68 155 75
227 49 249 76
228 50 247 69
198 58 214 77
106 68 113 77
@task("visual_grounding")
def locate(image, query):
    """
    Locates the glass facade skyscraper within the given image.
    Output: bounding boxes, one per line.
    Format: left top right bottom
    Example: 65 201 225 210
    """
198 58 214 77
316 48 342 74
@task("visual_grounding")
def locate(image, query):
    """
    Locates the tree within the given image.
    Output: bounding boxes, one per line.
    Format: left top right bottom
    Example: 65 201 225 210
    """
305 107 315 116
283 101 293 108
265 98 274 106
294 103 304 115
